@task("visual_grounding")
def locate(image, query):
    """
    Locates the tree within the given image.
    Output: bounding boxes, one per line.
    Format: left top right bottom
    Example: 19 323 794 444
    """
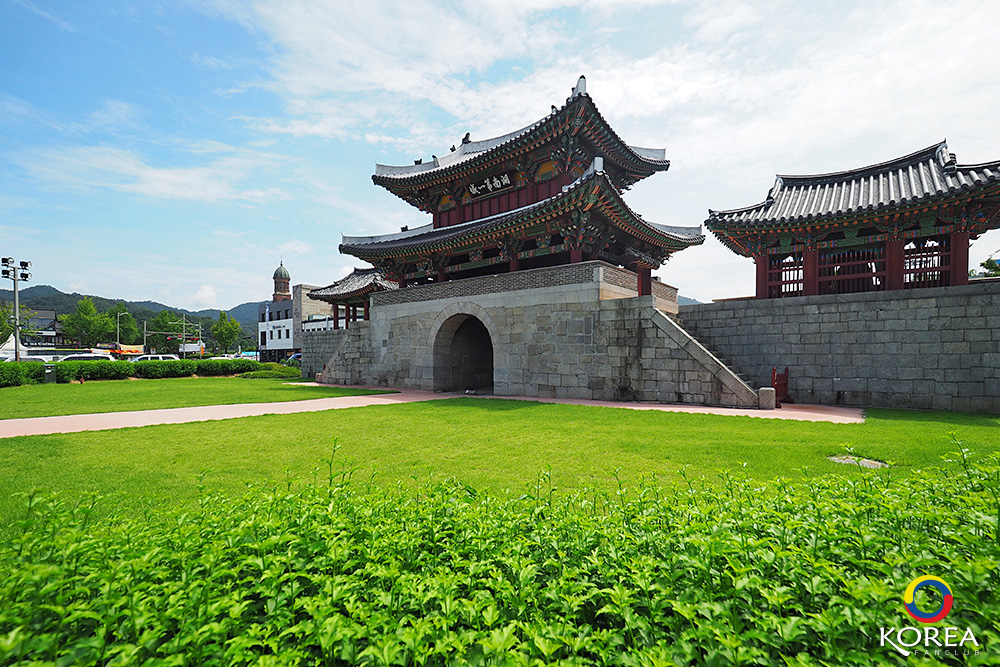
981 252 1000 277
107 302 140 345
59 297 113 347
211 311 242 354
147 310 184 354
0 301 37 344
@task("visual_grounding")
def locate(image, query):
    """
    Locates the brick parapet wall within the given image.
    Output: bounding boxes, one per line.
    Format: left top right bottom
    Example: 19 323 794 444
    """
677 281 1000 412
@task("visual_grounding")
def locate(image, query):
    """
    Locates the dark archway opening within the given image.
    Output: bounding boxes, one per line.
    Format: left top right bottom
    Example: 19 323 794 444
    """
433 315 494 393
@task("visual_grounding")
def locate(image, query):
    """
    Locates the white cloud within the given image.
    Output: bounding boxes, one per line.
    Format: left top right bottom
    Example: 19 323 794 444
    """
277 239 312 256
11 0 77 32
190 284 218 308
12 144 288 204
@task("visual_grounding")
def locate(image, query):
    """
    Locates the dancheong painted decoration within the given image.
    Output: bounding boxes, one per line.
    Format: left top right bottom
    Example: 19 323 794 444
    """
707 141 1000 298
339 76 704 296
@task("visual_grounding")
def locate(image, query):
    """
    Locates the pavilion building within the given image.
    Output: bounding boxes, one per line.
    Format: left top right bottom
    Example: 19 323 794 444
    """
341 76 703 296
304 78 768 408
707 142 1000 298
307 268 397 329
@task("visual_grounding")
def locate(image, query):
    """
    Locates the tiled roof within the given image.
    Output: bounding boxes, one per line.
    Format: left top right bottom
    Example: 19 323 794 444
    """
342 166 703 260
307 268 397 302
708 141 1000 228
372 77 669 187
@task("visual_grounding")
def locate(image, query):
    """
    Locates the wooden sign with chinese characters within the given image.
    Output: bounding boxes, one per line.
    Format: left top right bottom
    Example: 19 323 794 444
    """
467 171 516 200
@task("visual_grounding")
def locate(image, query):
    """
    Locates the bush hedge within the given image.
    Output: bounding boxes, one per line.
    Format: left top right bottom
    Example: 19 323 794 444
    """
195 358 262 376
2 453 999 666
132 360 197 379
240 362 301 379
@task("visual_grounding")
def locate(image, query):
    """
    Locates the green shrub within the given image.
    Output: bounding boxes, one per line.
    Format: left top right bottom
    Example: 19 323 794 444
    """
0 364 24 388
3 454 1000 666
0 362 45 388
53 361 81 383
239 363 301 379
18 362 44 384
132 360 197 379
76 360 133 381
51 360 134 383
195 359 263 376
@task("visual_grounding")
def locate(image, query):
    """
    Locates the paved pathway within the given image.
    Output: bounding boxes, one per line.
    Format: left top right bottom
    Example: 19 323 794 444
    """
0 386 864 439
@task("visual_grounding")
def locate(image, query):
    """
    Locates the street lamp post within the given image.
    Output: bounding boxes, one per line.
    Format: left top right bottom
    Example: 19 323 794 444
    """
1 256 31 362
116 311 125 347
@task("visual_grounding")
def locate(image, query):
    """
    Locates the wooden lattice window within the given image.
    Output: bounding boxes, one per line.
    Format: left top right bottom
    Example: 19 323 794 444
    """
767 253 803 298
818 246 887 295
904 236 952 288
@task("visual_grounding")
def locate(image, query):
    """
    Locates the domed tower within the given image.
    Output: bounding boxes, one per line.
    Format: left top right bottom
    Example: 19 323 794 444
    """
272 261 291 302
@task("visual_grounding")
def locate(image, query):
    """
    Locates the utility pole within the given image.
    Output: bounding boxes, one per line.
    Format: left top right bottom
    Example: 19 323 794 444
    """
1 256 31 362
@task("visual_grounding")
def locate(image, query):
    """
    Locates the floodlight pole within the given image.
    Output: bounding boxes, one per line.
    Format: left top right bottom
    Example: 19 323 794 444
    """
116 311 125 347
2 256 31 362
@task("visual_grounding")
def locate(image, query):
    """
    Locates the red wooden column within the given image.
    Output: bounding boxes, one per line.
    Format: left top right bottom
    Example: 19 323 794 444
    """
437 267 446 282
803 249 819 296
344 304 349 329
951 230 970 286
509 257 519 272
570 249 583 263
363 301 370 321
886 238 904 290
332 304 339 329
637 266 652 296
755 254 769 299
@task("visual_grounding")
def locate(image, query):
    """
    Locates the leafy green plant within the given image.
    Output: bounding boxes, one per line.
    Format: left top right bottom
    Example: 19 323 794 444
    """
196 358 263 376
240 362 300 379
132 359 197 379
2 452 999 666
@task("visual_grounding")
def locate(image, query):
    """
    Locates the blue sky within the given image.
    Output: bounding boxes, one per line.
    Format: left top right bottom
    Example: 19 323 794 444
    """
3 0 1000 310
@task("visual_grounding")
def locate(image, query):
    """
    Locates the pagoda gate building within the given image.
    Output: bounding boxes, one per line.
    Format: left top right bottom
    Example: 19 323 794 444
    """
304 78 770 408
707 142 1000 299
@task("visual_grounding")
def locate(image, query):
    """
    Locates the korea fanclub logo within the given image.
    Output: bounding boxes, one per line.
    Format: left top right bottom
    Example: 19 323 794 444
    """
879 576 981 657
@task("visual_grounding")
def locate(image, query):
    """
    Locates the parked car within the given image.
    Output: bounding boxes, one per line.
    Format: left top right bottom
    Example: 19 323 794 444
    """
2 355 50 363
130 354 181 363
56 353 116 362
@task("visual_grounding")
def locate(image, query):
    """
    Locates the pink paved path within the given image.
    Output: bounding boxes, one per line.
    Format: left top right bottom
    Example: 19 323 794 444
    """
0 386 864 439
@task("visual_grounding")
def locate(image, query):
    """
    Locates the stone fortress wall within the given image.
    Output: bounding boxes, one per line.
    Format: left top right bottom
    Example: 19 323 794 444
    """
303 263 999 413
303 261 762 408
677 280 1000 412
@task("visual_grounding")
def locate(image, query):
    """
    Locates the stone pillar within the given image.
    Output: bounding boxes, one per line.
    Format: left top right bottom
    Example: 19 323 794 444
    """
951 230 970 286
755 254 768 299
803 249 819 296
886 238 904 290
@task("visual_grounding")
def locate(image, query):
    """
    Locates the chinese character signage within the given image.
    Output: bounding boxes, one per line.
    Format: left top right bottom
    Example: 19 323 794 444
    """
467 171 516 200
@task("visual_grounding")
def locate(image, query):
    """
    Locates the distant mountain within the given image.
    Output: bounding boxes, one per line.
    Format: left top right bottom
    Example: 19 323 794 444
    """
678 295 701 306
0 285 264 337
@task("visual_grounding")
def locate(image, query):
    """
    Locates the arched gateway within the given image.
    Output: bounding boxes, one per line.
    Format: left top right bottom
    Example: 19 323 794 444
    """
432 312 494 393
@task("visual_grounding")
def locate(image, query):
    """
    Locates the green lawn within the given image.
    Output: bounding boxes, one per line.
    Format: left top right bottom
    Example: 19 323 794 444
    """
1 397 997 528
0 376 392 419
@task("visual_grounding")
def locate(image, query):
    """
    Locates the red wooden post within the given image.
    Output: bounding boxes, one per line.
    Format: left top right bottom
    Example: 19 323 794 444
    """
886 238 904 290
637 266 652 296
363 301 370 321
803 249 818 296
951 230 970 286
570 249 583 263
333 304 339 330
509 258 519 272
344 304 349 329
755 254 768 299
437 267 446 282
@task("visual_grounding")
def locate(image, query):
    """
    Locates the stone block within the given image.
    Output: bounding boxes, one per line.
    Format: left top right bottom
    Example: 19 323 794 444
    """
758 387 776 409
